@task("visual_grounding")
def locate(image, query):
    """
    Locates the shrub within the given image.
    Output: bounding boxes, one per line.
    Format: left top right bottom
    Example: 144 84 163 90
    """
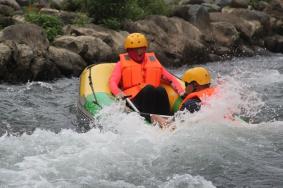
88 0 170 29
25 12 63 41
61 0 85 12
61 0 170 29
73 12 91 26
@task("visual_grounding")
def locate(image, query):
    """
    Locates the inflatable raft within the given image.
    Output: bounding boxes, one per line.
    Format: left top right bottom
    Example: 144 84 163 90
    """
77 63 185 123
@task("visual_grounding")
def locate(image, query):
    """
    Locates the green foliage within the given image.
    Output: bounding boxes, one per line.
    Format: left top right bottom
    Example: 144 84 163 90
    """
101 18 122 30
73 13 91 26
88 0 170 29
25 12 63 41
61 0 170 29
61 0 85 12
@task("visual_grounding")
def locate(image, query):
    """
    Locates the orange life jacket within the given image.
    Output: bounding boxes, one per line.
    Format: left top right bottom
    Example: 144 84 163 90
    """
120 52 163 98
179 87 217 109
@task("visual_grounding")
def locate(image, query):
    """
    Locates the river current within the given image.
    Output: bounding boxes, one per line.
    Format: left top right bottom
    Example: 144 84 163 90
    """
0 54 282 188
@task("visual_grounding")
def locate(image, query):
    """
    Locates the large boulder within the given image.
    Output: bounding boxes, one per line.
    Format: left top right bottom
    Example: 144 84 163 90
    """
264 0 283 20
264 0 283 35
215 0 232 7
64 24 127 56
0 15 14 27
15 0 29 6
48 46 87 77
172 4 211 31
210 12 263 40
0 23 49 54
201 3 221 12
0 42 12 81
0 4 15 16
0 0 20 11
230 0 249 8
264 35 283 53
0 41 35 82
211 21 239 46
30 57 62 81
53 35 113 64
123 15 207 66
225 8 271 35
268 0 283 13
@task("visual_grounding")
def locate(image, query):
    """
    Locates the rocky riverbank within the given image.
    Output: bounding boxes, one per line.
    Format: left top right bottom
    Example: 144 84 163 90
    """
0 0 282 83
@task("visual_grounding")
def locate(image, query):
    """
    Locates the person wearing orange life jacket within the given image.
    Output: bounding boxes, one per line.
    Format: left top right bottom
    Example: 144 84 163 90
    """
179 67 217 113
109 33 185 125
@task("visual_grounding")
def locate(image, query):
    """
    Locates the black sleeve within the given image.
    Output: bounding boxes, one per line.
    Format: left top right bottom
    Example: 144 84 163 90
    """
180 98 201 113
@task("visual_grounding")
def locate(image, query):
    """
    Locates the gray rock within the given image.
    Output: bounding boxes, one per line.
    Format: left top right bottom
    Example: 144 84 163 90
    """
211 22 239 46
12 15 26 24
270 0 283 12
53 35 113 64
48 46 86 76
215 0 232 7
263 0 283 36
230 0 249 8
64 24 127 56
264 35 283 53
0 41 35 82
237 45 255 57
0 4 14 16
202 3 221 12
30 57 61 81
0 15 14 27
15 0 29 6
214 45 231 56
253 1 269 11
210 12 263 39
0 0 20 10
0 23 49 54
172 4 211 31
0 42 12 81
228 8 271 35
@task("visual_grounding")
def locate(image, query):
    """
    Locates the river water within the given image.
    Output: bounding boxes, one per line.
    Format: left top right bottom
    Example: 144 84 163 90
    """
0 54 282 188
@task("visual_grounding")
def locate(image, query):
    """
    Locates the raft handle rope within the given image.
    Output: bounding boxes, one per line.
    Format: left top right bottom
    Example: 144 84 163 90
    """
88 67 102 109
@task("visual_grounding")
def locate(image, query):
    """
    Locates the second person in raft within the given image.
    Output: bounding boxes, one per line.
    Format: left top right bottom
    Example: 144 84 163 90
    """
109 33 185 125
179 67 217 113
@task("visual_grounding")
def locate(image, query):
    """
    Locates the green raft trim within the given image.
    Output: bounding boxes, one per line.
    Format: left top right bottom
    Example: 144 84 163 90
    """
172 97 183 112
84 92 115 116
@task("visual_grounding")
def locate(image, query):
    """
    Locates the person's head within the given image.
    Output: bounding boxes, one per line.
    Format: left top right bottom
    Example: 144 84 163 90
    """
182 67 211 93
124 33 148 63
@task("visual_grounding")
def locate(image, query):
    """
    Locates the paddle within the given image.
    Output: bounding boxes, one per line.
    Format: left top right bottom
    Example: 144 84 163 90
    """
125 98 172 119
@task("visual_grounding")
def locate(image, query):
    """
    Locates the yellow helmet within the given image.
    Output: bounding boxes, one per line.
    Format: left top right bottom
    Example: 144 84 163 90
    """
182 67 211 85
124 33 148 49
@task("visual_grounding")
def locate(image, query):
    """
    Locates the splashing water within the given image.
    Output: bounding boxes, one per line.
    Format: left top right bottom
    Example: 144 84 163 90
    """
0 55 283 187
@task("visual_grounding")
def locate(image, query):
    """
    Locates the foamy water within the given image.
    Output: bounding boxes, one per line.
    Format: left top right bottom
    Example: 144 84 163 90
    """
0 54 282 187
